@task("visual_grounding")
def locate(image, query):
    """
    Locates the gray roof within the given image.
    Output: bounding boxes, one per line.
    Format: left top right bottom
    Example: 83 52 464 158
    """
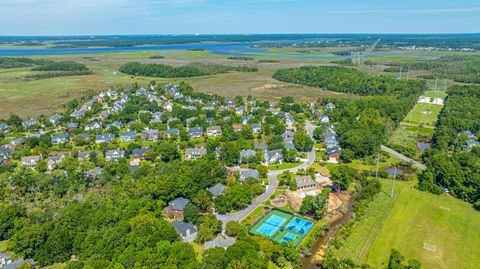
172 221 197 237
207 183 227 196
240 149 256 159
239 169 259 181
0 252 10 259
132 148 148 157
3 258 35 269
204 235 236 250
169 197 190 211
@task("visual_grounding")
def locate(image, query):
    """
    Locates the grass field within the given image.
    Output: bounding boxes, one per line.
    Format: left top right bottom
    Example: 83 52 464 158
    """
330 180 480 269
0 49 354 118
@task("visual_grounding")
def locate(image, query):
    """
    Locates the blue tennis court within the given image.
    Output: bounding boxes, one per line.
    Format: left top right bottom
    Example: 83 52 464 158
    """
256 214 288 237
279 233 297 244
286 217 313 235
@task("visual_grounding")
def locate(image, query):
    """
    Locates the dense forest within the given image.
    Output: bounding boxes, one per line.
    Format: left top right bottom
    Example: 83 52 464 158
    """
273 66 424 97
278 65 427 161
31 61 89 72
120 62 257 78
380 55 480 84
0 57 50 68
419 85 480 209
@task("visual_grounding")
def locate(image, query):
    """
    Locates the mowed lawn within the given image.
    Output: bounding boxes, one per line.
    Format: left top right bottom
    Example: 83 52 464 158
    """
402 103 443 128
331 180 480 269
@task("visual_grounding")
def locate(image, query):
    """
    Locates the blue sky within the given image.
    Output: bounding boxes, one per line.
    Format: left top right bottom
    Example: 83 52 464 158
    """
1 0 479 35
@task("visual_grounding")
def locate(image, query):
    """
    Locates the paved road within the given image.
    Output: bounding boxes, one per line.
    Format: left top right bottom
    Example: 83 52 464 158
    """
381 145 427 171
217 121 317 227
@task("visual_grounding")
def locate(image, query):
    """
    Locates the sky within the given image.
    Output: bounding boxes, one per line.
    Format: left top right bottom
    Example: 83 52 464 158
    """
1 0 480 35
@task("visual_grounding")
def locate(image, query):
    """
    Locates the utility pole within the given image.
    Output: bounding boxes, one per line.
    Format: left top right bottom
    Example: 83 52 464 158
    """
391 167 397 198
444 79 447 94
375 154 380 179
434 78 438 92
399 66 403 80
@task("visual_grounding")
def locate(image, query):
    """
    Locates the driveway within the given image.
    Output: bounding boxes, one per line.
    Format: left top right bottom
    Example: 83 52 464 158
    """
217 121 317 227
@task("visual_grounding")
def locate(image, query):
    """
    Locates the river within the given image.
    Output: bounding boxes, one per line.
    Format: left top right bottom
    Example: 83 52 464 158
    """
0 39 424 59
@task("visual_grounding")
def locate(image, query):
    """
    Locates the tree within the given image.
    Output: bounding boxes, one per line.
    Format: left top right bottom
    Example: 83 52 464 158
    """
193 190 213 213
294 131 314 152
183 203 200 224
196 215 221 243
313 127 324 140
214 195 232 214
331 165 356 190
387 248 422 269
299 188 330 218
256 165 268 179
202 247 229 268
220 142 240 165
225 221 241 237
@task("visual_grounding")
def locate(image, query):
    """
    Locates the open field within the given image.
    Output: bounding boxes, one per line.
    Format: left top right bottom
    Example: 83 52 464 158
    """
0 49 353 118
331 180 480 269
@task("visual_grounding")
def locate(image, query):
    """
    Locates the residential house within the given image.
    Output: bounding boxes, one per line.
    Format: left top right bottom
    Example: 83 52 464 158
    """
236 106 247 115
326 146 342 162
131 148 148 164
251 124 262 134
466 139 480 148
47 153 68 170
22 119 38 129
70 110 84 119
264 149 283 165
206 126 222 136
51 133 69 145
105 121 122 131
66 122 79 132
95 133 116 144
85 167 102 179
167 197 190 219
240 149 256 163
240 115 251 124
325 103 336 110
21 155 41 169
226 99 236 106
285 139 295 150
11 138 25 146
284 113 294 128
49 114 63 125
0 146 12 157
295 175 318 190
84 122 102 132
120 131 137 142
205 235 236 250
319 115 330 124
0 252 11 267
105 149 125 161
188 126 203 139
126 120 141 131
172 221 197 243
76 133 91 141
232 124 243 132
166 128 179 139
207 183 227 197
0 123 8 132
78 151 99 161
141 129 159 141
268 107 280 115
0 156 12 167
239 169 260 182
184 148 207 160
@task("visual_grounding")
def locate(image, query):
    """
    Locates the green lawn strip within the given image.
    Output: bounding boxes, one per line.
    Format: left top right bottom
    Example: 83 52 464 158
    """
331 185 397 262
330 179 480 269
268 162 301 171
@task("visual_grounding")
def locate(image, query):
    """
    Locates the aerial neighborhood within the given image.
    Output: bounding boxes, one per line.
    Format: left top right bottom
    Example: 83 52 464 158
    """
0 81 348 268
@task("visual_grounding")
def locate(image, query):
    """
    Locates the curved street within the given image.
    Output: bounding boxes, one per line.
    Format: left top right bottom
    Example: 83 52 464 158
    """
217 121 316 227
